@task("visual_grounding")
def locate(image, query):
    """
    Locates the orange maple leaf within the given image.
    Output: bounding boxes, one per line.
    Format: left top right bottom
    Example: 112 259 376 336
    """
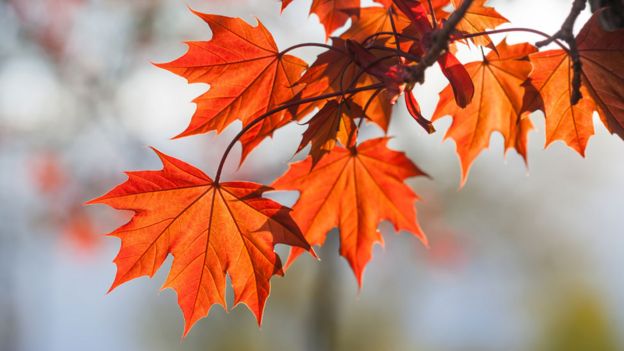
525 11 624 155
273 138 428 285
432 40 536 184
157 11 307 161
89 149 311 335
527 50 596 155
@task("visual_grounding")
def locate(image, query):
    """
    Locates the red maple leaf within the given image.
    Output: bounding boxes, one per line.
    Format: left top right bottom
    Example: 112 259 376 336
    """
157 12 307 162
89 149 312 335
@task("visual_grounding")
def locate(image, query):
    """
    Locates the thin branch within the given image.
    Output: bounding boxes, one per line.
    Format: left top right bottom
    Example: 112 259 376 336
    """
457 27 570 53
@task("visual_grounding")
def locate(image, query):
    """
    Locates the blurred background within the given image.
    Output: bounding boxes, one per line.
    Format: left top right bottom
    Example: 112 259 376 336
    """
1 0 623 350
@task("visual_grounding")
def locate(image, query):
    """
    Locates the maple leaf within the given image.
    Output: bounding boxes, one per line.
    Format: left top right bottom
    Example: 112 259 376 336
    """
298 99 363 164
283 0 361 39
450 0 508 48
272 138 428 285
524 11 624 155
527 50 596 155
88 149 311 335
576 10 624 139
432 40 536 184
157 11 307 161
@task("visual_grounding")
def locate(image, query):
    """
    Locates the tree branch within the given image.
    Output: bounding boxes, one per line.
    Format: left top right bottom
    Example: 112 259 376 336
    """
406 0 474 85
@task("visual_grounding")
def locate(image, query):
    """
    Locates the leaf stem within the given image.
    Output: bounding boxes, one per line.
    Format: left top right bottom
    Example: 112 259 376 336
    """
457 28 570 53
214 83 384 183
279 42 347 56
426 0 438 29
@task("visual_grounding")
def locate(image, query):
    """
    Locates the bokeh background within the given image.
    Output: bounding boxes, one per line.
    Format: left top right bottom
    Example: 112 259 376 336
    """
1 0 623 350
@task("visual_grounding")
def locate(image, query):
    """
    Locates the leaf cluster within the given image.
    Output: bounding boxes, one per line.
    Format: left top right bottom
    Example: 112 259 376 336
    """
90 0 624 335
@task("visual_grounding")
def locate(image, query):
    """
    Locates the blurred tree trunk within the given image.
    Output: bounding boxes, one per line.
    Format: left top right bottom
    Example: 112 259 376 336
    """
306 234 341 351
0 233 18 351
